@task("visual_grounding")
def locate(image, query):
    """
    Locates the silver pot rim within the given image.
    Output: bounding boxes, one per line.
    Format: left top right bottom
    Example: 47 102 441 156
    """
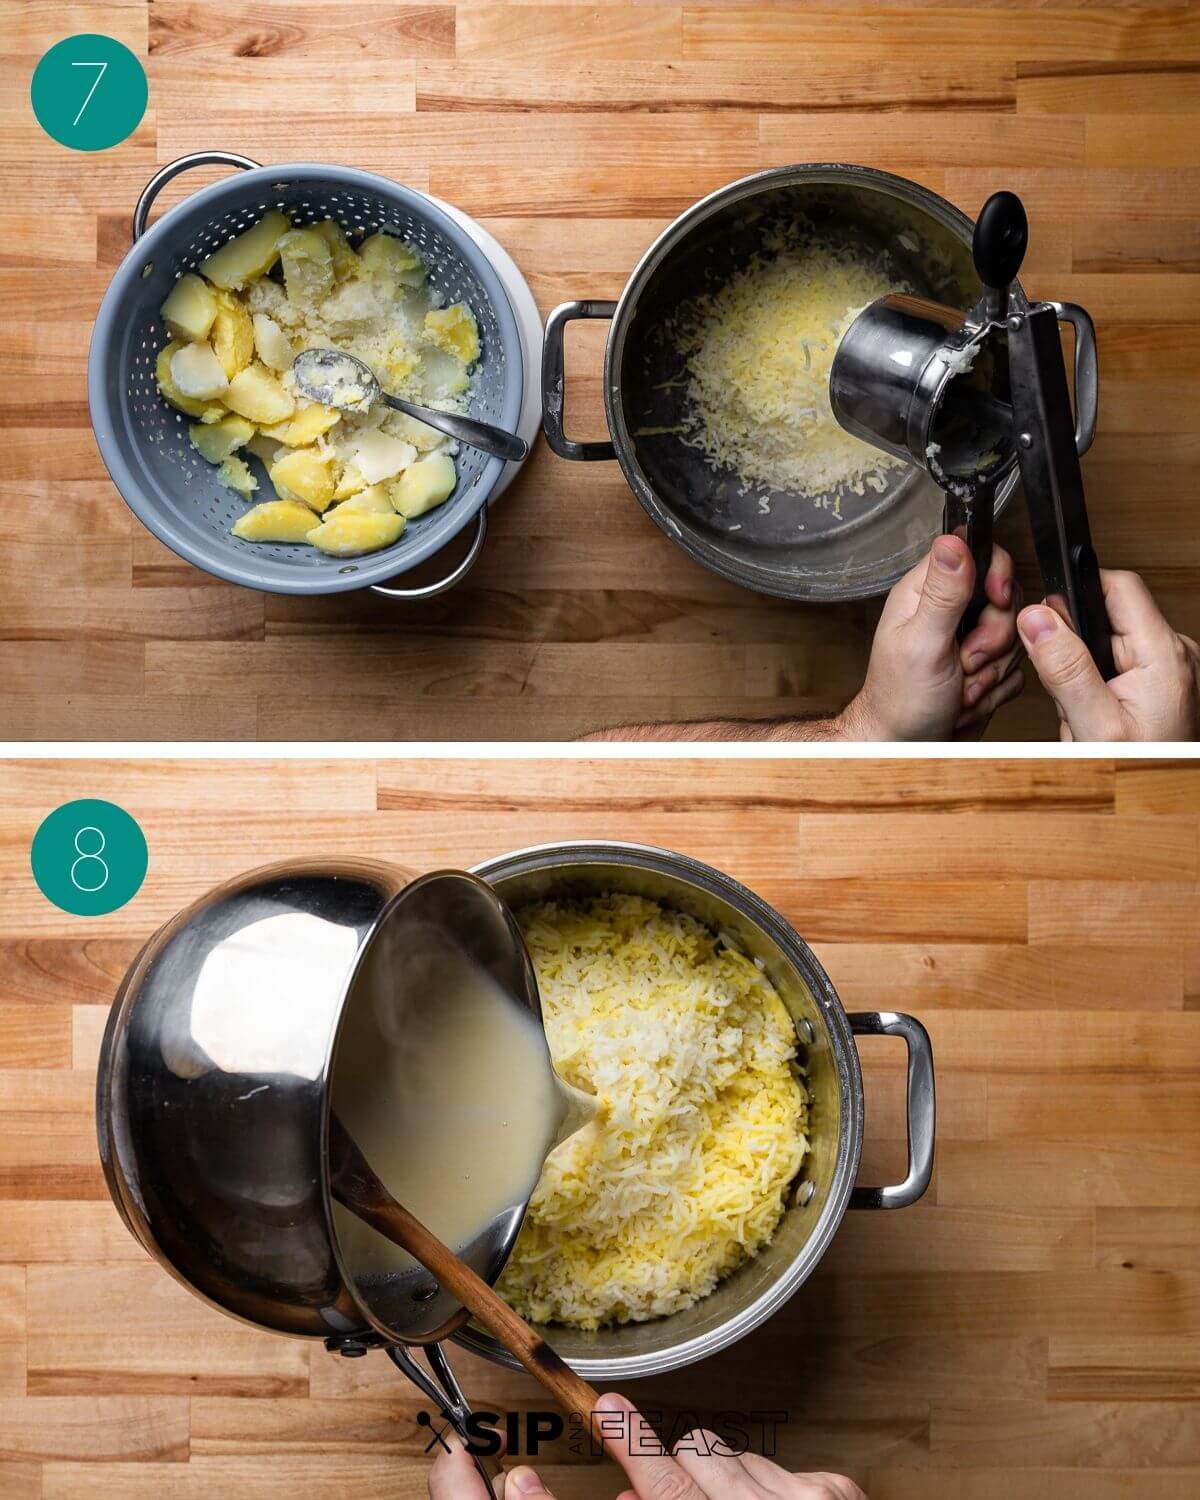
600 163 1019 602
459 839 866 1380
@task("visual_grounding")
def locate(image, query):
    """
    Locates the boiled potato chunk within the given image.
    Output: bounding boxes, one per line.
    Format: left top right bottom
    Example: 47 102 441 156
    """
307 509 405 556
200 209 289 290
161 274 217 342
359 231 425 291
389 453 456 518
252 312 294 372
353 428 417 485
424 303 480 365
279 227 334 308
245 432 282 468
271 404 340 448
382 409 446 452
224 362 295 425
333 484 394 516
233 499 320 543
189 413 255 464
170 341 229 400
211 290 255 380
155 342 226 421
333 461 367 500
218 455 258 499
315 218 360 280
270 445 336 513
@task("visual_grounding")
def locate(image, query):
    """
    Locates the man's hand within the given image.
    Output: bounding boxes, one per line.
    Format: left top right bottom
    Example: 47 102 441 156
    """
428 1394 867 1499
1018 570 1199 741
840 536 1023 741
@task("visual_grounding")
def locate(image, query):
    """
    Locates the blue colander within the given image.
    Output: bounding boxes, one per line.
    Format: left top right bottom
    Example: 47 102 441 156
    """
88 153 524 598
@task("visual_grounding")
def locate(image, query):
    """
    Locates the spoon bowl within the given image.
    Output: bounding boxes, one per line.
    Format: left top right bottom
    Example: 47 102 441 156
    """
292 348 529 463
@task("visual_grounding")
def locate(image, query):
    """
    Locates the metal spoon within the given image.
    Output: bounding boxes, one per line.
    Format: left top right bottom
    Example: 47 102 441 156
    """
292 348 528 463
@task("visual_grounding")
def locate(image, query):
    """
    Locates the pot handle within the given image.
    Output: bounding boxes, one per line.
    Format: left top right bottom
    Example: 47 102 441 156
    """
132 151 262 243
847 1011 935 1210
542 301 618 461
368 506 487 599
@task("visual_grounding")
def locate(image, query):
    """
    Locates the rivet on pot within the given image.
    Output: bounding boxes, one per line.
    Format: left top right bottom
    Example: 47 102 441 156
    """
796 1018 815 1045
795 1180 815 1207
412 1283 440 1303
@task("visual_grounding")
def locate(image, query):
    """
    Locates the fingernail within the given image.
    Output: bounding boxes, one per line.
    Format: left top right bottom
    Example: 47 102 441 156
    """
596 1392 630 1414
508 1468 547 1495
966 649 987 671
933 538 965 572
1001 578 1013 606
965 678 985 706
1019 607 1057 646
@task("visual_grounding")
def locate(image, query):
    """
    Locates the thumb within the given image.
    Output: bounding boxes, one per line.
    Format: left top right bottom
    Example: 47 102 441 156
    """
910 536 974 653
1018 605 1120 740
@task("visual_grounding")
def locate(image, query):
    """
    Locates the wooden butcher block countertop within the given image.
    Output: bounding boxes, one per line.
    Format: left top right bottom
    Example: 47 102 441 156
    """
4 2 1199 741
1 756 1199 1496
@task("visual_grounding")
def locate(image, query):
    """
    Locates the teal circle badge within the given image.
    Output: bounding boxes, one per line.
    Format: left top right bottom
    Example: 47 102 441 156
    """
31 800 148 917
31 35 148 152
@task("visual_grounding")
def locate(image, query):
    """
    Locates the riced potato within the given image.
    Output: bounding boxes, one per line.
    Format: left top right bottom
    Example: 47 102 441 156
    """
155 209 481 557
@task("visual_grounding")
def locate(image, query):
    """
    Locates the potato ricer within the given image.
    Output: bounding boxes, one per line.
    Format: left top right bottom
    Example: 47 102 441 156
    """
831 190 1115 676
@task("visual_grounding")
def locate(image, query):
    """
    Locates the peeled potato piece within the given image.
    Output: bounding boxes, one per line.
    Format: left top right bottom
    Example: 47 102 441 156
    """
161 274 217 342
200 209 289 291
389 453 456 518
266 404 340 448
359 231 425 291
233 499 322 543
333 461 367 500
424 303 480 365
307 509 405 556
170 341 229 401
189 414 255 465
333 484 394 516
218 455 258 499
211 290 255 380
353 428 417 485
252 312 294 372
155 342 226 421
279 227 334 308
315 218 360 280
224 362 295 426
270 446 337 513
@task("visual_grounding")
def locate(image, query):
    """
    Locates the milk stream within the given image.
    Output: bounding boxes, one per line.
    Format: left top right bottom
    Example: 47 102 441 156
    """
330 925 590 1281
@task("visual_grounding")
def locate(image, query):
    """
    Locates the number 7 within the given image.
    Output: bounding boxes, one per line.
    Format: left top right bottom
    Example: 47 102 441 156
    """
71 60 108 127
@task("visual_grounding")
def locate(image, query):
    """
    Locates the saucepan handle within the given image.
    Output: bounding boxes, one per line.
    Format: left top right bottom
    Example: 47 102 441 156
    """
846 1011 935 1210
542 301 618 461
1047 301 1099 456
132 151 262 243
386 1343 504 1487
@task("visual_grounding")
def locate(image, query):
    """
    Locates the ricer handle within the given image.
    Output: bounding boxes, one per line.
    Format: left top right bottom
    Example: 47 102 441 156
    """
973 191 1028 322
386 1344 503 1487
1008 303 1116 681
943 481 994 643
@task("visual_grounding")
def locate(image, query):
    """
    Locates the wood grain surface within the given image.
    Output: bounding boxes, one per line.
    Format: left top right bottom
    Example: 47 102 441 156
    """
4 2 1199 740
0 754 1198 1495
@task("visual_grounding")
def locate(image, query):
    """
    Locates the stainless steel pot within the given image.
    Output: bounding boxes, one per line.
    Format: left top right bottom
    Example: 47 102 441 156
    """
460 841 934 1381
96 842 933 1404
542 164 1019 601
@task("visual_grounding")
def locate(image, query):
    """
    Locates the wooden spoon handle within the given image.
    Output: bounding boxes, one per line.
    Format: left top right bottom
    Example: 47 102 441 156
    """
332 1178 604 1442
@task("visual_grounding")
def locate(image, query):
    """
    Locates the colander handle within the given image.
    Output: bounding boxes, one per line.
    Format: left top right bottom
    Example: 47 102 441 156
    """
542 301 618 461
132 151 262 243
846 1011 935 1211
369 506 488 600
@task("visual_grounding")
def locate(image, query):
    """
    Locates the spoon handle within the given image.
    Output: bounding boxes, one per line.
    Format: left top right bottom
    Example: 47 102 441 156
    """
382 394 528 463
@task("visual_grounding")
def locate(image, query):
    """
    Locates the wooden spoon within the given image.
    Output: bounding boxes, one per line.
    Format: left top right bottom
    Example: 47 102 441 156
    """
328 1113 605 1449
